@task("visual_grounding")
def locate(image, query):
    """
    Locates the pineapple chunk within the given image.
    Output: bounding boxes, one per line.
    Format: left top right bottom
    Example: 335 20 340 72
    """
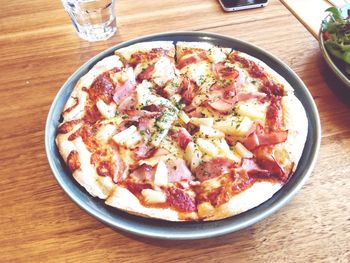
190 117 214 127
185 142 202 169
214 138 241 163
112 125 137 145
178 110 190 124
125 132 142 148
236 116 254 136
197 138 219 156
235 142 253 158
214 116 253 136
213 117 240 135
96 99 117 119
154 160 168 186
199 125 225 138
236 102 266 121
141 189 166 204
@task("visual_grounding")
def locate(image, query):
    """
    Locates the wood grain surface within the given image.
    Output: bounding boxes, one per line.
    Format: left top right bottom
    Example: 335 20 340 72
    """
280 0 331 38
0 0 349 262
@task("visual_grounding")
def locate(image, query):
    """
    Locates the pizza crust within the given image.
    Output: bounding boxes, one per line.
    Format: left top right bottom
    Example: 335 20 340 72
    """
202 181 282 221
280 94 308 171
176 41 232 61
237 52 295 95
106 186 198 221
115 41 175 61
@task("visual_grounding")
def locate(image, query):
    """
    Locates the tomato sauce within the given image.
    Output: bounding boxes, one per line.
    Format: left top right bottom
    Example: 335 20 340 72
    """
67 150 81 172
58 119 81 134
166 187 196 212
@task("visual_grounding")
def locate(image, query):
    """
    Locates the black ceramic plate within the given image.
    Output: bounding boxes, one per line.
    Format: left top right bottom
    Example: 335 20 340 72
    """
45 31 321 240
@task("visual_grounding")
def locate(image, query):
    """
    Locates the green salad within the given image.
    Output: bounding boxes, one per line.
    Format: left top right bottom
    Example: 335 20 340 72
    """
322 7 350 74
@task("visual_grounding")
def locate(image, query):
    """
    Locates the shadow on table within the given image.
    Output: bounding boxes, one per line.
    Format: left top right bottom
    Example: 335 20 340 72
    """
319 56 350 108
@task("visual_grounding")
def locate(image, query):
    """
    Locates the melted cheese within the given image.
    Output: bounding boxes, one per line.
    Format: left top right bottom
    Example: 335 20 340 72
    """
152 56 177 87
182 61 214 92
96 123 116 142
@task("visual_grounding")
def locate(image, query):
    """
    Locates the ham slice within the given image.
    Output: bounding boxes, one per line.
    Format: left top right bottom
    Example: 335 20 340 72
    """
195 157 235 182
212 61 239 80
166 159 193 182
254 147 288 182
243 130 288 151
176 128 193 150
137 64 155 81
181 77 198 105
117 94 137 112
177 52 207 69
240 158 269 178
207 91 266 114
113 75 136 104
125 109 160 119
129 164 156 182
208 99 235 113
133 143 156 161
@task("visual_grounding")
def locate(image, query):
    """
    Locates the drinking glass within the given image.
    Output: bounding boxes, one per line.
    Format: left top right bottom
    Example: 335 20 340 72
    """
61 0 117 41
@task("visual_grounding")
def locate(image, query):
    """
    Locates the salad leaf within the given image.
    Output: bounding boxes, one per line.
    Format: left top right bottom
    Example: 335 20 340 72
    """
322 6 350 68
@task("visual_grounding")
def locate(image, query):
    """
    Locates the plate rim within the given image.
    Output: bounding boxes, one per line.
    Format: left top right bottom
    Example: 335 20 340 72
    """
45 31 321 240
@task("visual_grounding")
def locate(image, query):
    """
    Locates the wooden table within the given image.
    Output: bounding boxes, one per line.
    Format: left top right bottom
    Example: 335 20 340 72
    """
1 0 349 262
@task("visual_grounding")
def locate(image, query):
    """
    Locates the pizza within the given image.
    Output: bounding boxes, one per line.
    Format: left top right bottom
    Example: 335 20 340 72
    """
56 41 308 221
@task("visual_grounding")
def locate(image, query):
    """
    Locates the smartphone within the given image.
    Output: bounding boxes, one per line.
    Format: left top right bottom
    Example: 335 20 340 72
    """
218 0 269 12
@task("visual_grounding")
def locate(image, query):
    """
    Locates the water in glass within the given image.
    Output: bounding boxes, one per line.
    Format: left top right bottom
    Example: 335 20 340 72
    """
62 0 117 41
